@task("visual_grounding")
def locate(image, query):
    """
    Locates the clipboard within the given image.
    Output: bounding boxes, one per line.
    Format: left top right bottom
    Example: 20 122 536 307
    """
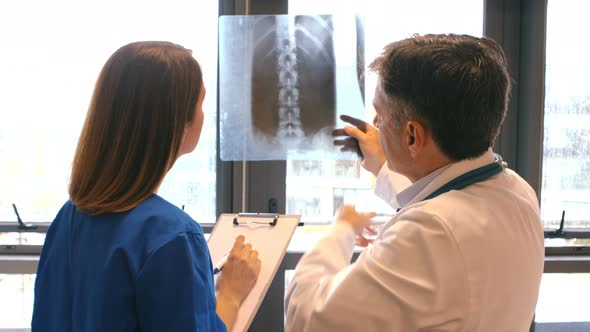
208 213 302 332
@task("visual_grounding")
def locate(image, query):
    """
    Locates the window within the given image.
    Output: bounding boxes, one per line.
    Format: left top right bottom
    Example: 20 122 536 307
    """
0 274 35 329
0 2 218 327
541 0 590 229
535 273 590 325
0 0 218 229
286 0 484 222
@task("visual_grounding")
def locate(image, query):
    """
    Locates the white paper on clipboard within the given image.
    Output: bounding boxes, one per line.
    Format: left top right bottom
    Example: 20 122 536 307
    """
208 213 301 332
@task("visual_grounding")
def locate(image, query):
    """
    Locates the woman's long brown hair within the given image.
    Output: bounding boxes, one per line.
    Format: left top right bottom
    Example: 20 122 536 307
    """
69 41 202 214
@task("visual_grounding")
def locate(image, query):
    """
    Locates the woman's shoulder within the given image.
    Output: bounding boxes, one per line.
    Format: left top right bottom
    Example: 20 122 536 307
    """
107 196 206 269
129 194 204 237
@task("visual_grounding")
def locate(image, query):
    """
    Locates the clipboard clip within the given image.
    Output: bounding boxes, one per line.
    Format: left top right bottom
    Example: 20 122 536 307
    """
233 213 279 227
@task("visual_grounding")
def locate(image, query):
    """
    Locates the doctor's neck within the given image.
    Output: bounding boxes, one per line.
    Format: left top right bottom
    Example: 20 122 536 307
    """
412 157 453 183
404 144 453 183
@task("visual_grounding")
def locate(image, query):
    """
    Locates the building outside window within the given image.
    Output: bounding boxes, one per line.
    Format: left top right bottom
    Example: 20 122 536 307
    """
541 0 590 229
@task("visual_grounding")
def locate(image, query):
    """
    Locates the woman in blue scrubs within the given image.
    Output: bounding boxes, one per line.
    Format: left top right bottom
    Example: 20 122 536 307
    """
31 41 260 332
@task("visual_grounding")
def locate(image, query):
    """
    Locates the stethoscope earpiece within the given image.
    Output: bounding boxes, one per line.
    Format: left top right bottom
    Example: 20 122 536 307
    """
494 153 508 168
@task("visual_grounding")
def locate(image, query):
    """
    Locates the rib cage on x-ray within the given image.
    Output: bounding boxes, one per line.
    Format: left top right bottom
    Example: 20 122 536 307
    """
251 15 336 140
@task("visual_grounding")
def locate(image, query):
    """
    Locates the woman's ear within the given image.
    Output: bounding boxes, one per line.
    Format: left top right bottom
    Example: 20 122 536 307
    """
404 120 426 159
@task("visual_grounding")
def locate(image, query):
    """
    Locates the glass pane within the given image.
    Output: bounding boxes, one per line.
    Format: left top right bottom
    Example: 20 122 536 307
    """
0 274 35 329
535 273 590 324
287 0 484 222
541 0 590 228
0 1 218 224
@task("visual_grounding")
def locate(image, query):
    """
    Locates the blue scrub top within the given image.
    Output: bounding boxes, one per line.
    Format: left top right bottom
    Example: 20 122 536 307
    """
32 195 227 332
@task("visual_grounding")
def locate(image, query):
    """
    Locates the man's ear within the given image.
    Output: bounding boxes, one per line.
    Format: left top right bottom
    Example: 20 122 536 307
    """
404 120 426 159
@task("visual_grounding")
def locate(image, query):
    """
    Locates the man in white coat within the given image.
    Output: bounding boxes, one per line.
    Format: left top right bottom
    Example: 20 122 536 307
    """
284 34 544 332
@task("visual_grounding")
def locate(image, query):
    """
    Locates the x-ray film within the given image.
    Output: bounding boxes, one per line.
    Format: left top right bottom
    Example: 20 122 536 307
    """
219 14 365 161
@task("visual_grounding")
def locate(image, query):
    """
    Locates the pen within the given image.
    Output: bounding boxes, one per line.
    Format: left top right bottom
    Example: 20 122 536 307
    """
213 252 230 275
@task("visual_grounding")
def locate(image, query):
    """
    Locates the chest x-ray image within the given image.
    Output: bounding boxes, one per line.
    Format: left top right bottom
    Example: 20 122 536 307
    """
219 14 365 161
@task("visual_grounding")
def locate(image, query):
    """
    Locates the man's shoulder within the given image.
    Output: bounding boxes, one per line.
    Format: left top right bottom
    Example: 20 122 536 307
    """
501 168 539 202
380 204 456 246
390 170 542 254
387 170 540 238
428 167 539 214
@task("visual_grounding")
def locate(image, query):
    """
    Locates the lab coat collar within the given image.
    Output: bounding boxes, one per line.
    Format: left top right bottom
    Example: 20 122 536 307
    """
403 148 497 207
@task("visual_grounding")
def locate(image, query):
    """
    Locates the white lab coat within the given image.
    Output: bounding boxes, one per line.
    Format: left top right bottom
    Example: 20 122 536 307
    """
285 150 544 332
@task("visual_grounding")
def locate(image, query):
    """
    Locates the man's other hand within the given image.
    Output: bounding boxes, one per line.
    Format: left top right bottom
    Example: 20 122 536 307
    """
335 204 377 236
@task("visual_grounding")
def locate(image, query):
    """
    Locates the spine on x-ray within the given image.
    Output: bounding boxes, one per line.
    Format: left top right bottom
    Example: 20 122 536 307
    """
276 16 304 139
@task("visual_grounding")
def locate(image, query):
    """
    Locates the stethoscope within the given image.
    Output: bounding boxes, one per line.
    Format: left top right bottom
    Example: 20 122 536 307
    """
422 153 507 201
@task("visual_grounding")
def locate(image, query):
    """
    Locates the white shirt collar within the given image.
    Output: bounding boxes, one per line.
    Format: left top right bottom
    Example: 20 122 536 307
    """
395 149 498 208
395 163 453 207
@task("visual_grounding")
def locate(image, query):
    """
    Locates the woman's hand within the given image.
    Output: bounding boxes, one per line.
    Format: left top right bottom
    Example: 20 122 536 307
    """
216 235 261 304
215 235 261 330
